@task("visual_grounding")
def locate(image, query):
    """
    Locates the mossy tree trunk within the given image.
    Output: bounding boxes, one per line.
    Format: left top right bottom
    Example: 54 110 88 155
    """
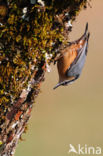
0 0 90 155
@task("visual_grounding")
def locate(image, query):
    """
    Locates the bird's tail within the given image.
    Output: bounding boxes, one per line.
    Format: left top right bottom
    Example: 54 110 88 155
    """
78 22 89 41
84 22 88 35
87 32 90 41
68 23 89 45
84 32 90 55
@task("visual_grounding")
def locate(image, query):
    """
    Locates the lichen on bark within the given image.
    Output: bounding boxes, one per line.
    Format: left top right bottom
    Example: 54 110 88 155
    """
0 0 90 155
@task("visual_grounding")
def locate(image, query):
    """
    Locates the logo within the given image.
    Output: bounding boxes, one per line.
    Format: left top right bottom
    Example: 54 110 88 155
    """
68 144 102 155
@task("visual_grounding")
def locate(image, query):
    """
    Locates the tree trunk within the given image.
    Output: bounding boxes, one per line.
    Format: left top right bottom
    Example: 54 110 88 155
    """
0 0 90 155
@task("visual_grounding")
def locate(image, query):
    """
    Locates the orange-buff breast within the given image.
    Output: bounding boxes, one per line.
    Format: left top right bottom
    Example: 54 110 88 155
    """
57 47 77 82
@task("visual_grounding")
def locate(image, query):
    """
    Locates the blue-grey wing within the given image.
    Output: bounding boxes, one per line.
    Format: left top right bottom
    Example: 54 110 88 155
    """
66 38 89 77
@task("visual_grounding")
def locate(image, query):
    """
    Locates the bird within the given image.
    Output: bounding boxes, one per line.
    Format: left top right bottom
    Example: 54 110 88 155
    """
53 23 90 89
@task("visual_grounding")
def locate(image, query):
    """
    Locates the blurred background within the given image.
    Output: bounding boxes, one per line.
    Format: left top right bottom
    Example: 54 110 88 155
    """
16 1 103 156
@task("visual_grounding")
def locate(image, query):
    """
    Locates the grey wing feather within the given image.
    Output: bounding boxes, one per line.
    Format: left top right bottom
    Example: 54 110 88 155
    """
66 36 89 77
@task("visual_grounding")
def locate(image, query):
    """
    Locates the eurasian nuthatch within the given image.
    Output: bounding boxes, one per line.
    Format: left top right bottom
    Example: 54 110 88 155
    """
53 23 90 89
